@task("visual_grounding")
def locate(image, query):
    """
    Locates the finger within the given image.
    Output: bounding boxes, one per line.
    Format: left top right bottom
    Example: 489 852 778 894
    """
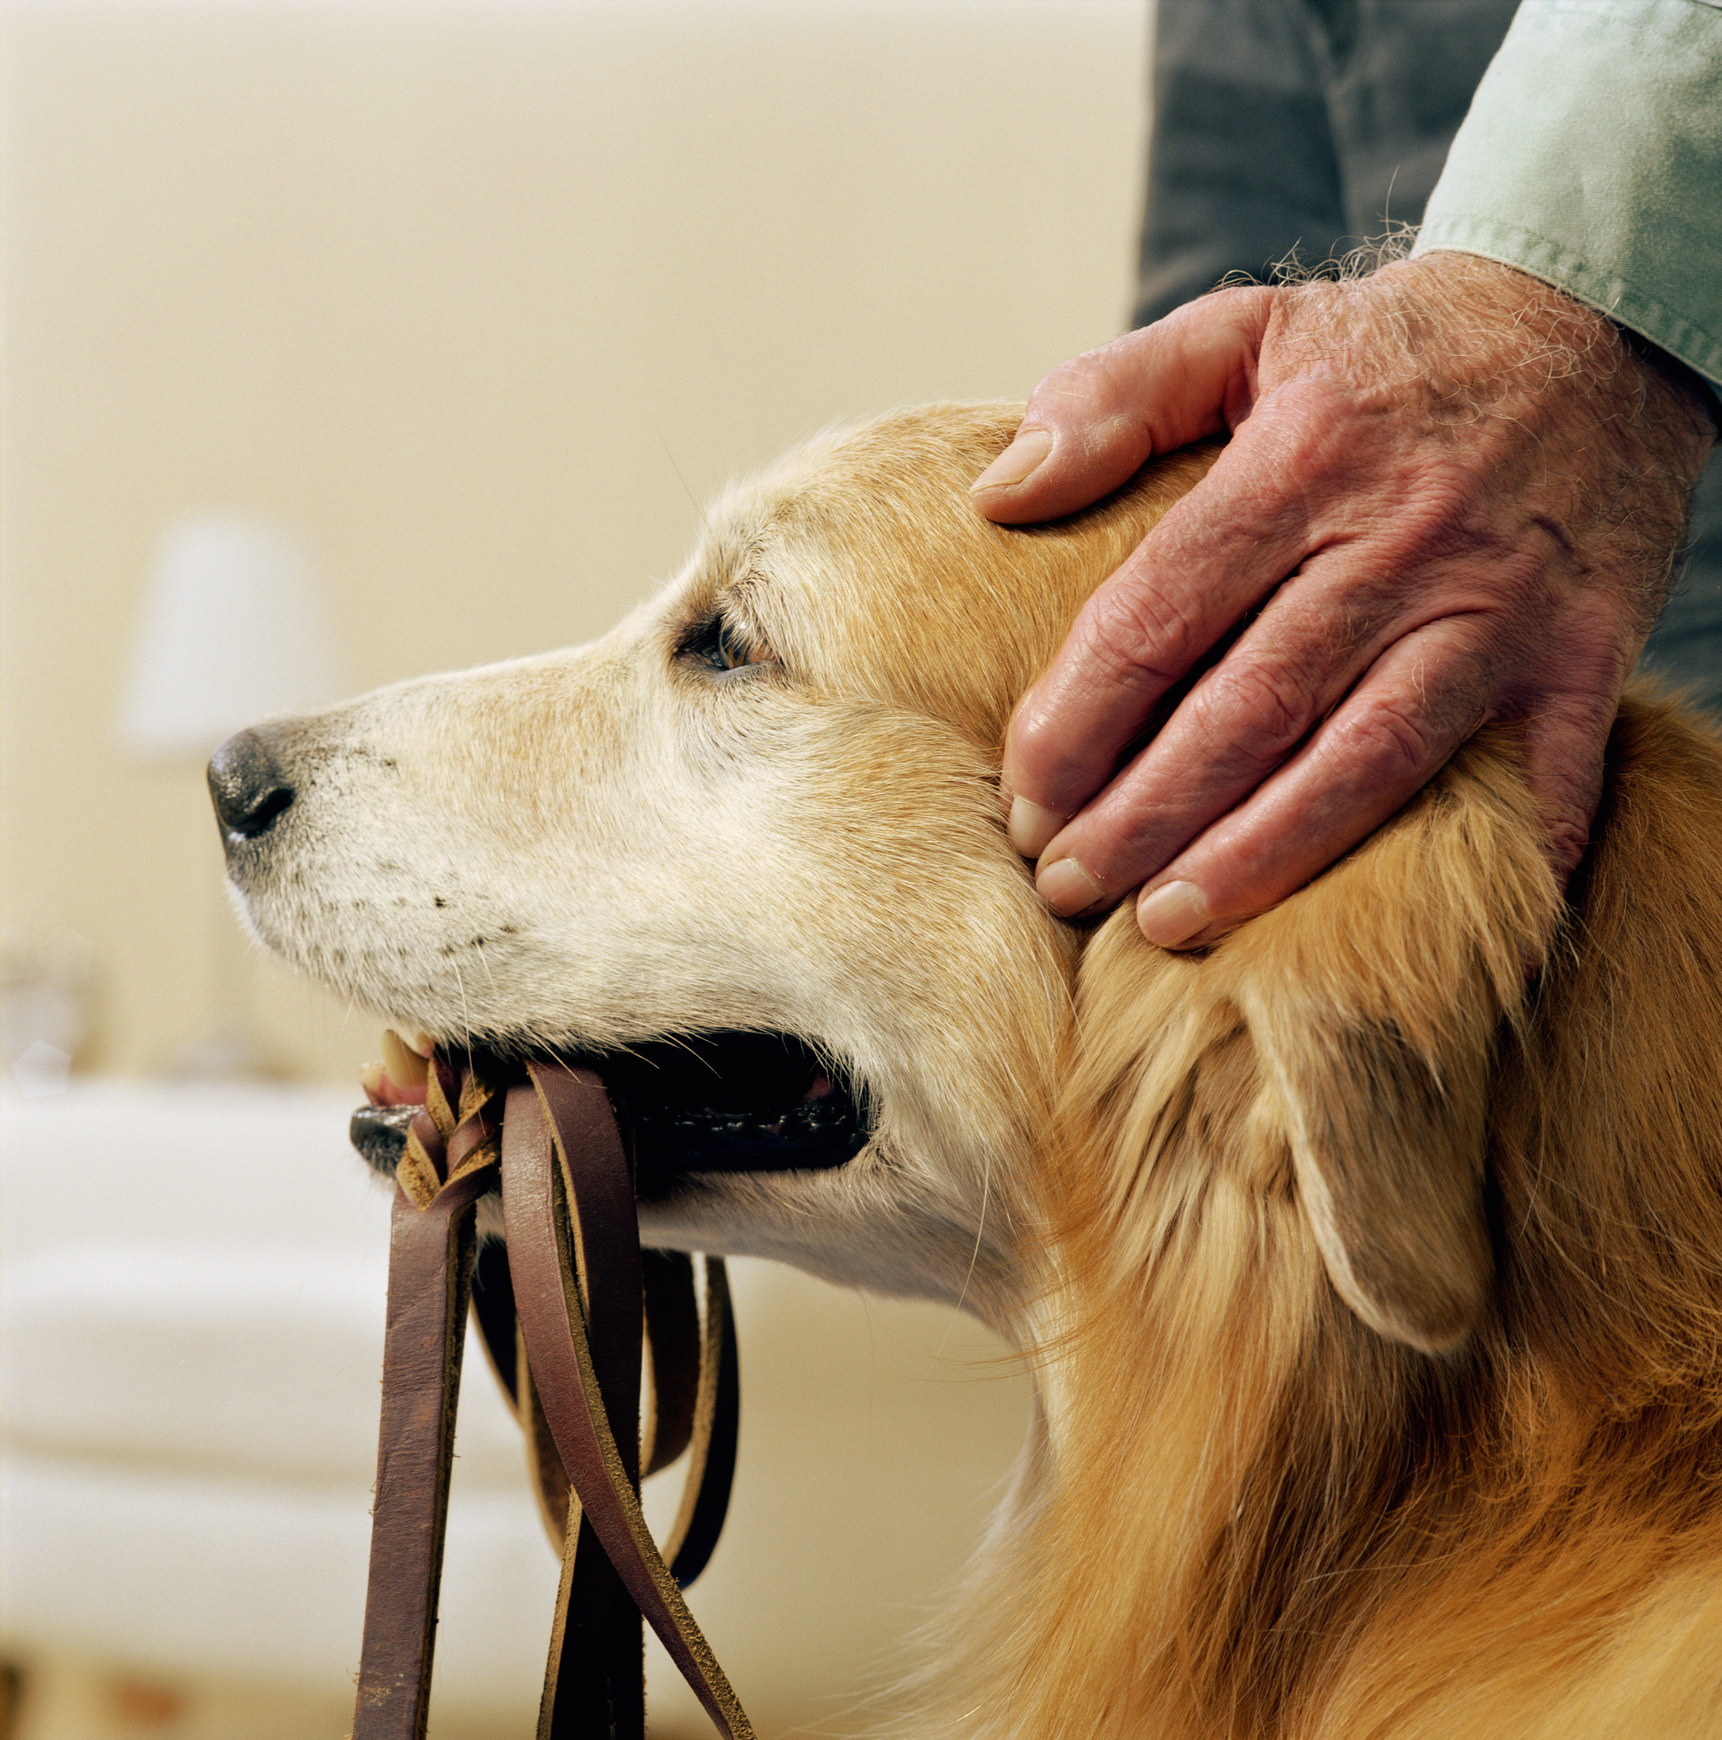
1115 624 1498 945
1491 586 1632 884
971 287 1275 525
1025 546 1444 909
1001 395 1339 850
1516 687 1620 884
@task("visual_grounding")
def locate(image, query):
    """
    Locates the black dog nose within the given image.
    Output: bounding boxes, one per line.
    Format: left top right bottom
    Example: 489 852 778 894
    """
208 728 296 841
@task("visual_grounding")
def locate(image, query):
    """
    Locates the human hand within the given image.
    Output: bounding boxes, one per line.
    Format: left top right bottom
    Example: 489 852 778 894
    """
973 252 1714 948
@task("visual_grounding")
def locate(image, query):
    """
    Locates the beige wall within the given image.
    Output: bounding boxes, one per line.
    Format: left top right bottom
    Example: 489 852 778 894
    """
2 0 1149 1082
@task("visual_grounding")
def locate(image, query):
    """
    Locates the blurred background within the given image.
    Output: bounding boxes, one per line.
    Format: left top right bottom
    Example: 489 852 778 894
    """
0 2 1149 1736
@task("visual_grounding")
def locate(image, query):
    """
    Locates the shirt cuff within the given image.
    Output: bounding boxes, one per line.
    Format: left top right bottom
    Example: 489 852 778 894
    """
1410 0 1722 392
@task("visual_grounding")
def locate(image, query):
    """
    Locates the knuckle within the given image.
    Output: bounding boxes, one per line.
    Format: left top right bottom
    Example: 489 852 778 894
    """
1190 660 1311 770
1544 817 1590 876
1029 332 1153 426
1171 284 1278 357
1076 816 1155 890
1074 794 1187 897
1006 695 1078 787
1025 361 1102 427
1333 696 1440 784
1079 580 1200 690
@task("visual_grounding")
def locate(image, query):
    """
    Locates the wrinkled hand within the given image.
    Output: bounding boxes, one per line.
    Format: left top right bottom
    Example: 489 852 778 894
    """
974 252 1714 947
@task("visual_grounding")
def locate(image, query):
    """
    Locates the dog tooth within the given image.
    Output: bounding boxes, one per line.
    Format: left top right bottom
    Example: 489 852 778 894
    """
358 1061 387 1106
402 1029 436 1059
382 1028 431 1086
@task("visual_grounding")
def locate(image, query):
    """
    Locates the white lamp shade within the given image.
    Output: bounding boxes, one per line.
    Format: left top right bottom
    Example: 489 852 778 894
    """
118 516 347 762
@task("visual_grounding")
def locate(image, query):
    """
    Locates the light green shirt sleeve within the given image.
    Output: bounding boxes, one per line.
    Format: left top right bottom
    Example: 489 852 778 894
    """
1411 0 1722 390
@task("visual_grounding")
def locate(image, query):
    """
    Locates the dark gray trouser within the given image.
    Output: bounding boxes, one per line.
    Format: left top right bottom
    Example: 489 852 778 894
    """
1136 0 1722 716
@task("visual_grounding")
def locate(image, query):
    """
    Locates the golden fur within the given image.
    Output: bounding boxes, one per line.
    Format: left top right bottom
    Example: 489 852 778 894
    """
229 404 1722 1735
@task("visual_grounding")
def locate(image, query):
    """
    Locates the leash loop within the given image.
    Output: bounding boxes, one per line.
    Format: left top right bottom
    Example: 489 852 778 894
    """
351 1058 749 1740
504 1066 754 1740
352 1068 501 1739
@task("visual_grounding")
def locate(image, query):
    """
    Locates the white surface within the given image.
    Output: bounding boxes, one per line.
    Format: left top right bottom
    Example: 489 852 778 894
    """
0 1081 385 1255
1 1081 1031 1731
3 1454 555 1712
4 1243 526 1488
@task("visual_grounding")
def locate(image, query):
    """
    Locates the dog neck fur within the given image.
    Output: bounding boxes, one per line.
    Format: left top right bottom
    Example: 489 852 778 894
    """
905 698 1722 1739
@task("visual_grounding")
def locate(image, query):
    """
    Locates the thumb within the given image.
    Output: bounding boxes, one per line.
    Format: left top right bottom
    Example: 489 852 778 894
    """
972 286 1275 525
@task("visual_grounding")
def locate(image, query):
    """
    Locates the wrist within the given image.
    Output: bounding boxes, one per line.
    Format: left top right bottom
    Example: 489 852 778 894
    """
1614 322 1722 441
1403 249 1716 464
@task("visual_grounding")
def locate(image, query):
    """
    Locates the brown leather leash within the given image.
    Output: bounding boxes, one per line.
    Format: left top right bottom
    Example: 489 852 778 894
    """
351 1055 750 1740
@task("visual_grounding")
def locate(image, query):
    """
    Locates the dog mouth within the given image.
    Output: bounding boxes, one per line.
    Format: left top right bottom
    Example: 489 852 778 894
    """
349 1029 873 1184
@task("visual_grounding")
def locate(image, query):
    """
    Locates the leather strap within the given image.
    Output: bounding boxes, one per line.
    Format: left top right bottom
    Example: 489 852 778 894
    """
470 1237 520 1403
542 1504 649 1737
353 1065 502 1740
525 1066 647 1740
661 1252 739 1585
519 1320 575 1551
642 1250 699 1478
353 1168 488 1740
353 1059 749 1740
505 1247 738 1576
504 1066 754 1740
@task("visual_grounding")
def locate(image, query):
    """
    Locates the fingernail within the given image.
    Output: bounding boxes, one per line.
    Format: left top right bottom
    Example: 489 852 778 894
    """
1136 880 1209 948
971 427 1054 493
1008 796 1066 858
1037 855 1106 916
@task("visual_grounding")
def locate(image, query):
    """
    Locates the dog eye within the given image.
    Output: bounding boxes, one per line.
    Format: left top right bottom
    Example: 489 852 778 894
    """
686 615 776 676
716 622 767 670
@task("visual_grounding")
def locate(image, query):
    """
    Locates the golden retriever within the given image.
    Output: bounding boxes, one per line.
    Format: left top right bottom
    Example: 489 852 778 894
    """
212 404 1722 1737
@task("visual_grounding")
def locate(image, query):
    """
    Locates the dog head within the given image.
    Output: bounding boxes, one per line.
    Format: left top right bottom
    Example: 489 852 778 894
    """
213 403 1559 1346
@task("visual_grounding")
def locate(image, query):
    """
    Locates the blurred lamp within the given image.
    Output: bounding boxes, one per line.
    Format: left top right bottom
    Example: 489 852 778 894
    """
118 516 344 761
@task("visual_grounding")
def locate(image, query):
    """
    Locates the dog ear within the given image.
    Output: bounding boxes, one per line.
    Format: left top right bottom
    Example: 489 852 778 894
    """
1216 736 1563 1354
1242 986 1497 1353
